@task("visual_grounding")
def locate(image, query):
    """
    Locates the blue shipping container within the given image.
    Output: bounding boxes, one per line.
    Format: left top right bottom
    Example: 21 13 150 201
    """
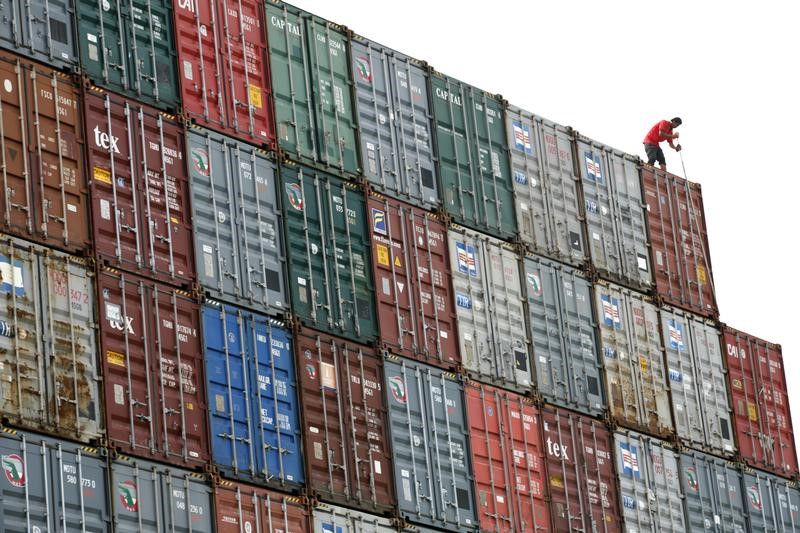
202 302 304 490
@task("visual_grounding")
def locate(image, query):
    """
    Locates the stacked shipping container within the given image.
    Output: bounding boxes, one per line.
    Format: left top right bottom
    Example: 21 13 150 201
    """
0 1 795 531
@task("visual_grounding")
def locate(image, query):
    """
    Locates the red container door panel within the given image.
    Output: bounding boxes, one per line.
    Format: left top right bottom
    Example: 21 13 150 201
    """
213 481 310 532
368 195 458 369
98 268 209 469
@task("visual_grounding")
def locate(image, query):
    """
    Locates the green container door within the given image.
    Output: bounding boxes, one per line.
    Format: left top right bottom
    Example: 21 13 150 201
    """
77 0 178 111
266 1 359 176
281 163 376 343
431 73 516 240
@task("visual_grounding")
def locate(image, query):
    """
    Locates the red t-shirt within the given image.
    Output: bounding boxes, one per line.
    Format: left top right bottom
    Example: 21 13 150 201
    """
643 120 673 144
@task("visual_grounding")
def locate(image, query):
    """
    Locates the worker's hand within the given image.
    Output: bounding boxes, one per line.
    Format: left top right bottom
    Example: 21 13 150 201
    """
675 144 682 152
673 132 680 139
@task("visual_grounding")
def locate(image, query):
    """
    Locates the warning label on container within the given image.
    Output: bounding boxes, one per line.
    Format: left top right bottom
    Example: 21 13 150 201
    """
107 350 126 367
93 167 111 184
248 85 262 109
376 244 390 266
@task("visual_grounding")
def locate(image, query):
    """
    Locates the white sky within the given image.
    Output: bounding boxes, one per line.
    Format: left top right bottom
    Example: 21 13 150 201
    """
295 0 800 443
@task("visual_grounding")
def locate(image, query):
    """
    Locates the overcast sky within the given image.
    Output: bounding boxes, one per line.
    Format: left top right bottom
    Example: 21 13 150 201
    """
295 1 800 441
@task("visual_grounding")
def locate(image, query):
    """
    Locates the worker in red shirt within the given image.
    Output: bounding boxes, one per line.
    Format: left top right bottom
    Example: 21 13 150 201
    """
643 117 682 172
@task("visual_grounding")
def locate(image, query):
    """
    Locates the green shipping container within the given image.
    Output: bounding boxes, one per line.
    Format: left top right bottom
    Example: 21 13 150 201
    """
77 0 178 111
281 162 376 343
266 1 359 176
431 72 516 240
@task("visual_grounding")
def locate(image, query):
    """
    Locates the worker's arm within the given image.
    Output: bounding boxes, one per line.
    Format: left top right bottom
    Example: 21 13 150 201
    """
659 128 679 141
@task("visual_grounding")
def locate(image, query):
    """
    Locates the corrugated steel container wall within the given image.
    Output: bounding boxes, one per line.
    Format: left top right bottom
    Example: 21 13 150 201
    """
465 381 549 532
76 0 179 110
213 480 309 532
541 405 620 533
97 268 209 469
189 128 288 315
85 88 194 287
613 430 686 533
174 0 276 146
449 226 530 391
282 163 377 343
741 469 800 532
523 254 604 416
642 167 718 318
312 503 395 533
595 280 673 437
506 105 586 266
203 303 303 490
0 0 78 70
266 1 359 175
0 236 100 443
0 428 110 531
295 330 394 513
384 356 478 530
724 326 798 479
679 451 746 532
352 35 439 210
576 135 652 291
368 194 458 369
0 51 89 254
431 72 516 240
110 456 213 533
662 306 735 457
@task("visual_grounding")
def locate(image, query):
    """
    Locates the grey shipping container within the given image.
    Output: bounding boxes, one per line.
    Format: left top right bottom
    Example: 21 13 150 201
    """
384 355 478 530
662 306 735 457
523 254 604 415
680 451 746 532
312 503 395 533
266 0 360 175
448 225 530 392
576 134 652 291
595 280 673 437
282 162 377 343
431 71 516 240
506 105 586 266
0 236 101 443
110 456 213 533
0 427 110 531
351 34 439 210
741 468 800 532
188 127 288 316
614 430 686 533
0 0 78 70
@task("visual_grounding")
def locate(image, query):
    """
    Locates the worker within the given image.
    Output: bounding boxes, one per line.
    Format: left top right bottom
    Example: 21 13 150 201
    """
643 117 682 172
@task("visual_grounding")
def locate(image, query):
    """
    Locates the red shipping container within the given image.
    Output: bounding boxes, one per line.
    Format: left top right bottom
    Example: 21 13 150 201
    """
295 329 395 514
97 267 209 470
367 194 459 369
723 325 798 479
213 480 309 532
465 381 549 532
642 167 718 318
84 88 194 287
174 0 275 146
0 50 89 253
541 406 620 532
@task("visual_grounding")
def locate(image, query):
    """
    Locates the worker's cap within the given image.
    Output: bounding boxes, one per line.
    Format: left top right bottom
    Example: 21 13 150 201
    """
671 117 683 125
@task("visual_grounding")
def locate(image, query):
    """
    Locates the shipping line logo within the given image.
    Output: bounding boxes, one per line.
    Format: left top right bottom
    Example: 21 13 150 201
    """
355 56 371 82
388 376 407 404
685 467 699 492
119 480 138 512
747 485 763 511
584 151 603 184
2 454 25 487
191 147 210 177
526 272 543 297
371 208 387 235
285 183 304 211
619 443 640 479
512 121 533 155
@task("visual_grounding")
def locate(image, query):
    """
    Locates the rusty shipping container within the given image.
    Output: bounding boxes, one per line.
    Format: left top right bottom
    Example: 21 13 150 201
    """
662 306 735 457
595 279 673 437
0 236 100 443
642 167 718 318
174 0 275 146
97 267 209 469
84 87 194 287
0 427 111 531
0 51 89 254
724 325 798 479
541 405 620 533
465 381 550 532
576 134 652 291
680 450 746 532
0 0 78 70
449 225 531 392
213 480 309 533
296 329 394 514
368 194 459 369
741 468 800 532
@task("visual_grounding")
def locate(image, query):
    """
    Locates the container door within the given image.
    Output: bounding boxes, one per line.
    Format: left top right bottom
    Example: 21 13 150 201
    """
50 443 111 531
18 0 78 69
161 472 214 533
111 460 162 532
125 0 178 107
